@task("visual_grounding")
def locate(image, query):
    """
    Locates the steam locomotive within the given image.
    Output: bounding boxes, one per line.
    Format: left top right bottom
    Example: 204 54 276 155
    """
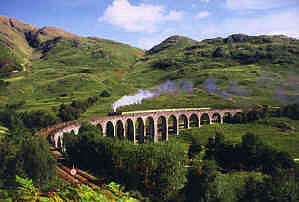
107 108 212 116
108 111 123 116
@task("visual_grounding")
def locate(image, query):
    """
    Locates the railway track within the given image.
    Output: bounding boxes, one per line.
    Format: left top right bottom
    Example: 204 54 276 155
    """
51 148 139 202
49 147 104 189
56 164 101 189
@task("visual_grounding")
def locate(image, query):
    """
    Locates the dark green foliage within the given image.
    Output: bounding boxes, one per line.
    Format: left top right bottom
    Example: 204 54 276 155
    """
25 31 40 48
78 121 99 135
204 132 295 174
231 112 245 123
240 176 264 202
188 141 202 159
16 135 57 190
19 110 58 130
187 130 202 159
0 120 57 194
204 133 238 169
58 95 99 121
212 47 226 57
5 101 26 111
185 160 245 202
282 104 299 120
227 105 299 125
99 90 110 97
0 109 28 144
189 160 219 202
185 130 298 202
0 79 9 88
0 43 24 78
152 57 183 70
240 171 298 202
0 139 17 190
246 110 261 122
65 124 188 201
58 103 80 121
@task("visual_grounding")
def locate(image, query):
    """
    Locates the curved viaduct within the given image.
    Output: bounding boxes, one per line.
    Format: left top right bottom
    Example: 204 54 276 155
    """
52 108 243 149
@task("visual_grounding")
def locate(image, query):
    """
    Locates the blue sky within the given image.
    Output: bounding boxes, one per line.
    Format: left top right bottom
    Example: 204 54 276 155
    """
2 0 299 49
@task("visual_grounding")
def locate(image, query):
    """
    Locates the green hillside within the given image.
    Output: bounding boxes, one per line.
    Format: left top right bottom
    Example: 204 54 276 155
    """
0 125 8 137
0 15 299 117
0 15 144 113
116 34 299 112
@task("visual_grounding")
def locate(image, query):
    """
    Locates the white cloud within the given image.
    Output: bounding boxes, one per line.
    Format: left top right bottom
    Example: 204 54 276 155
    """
200 0 210 3
196 11 211 19
226 0 295 10
98 0 183 33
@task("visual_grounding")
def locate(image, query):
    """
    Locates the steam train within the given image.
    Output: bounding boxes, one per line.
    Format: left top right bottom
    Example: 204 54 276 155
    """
107 108 212 116
108 111 123 116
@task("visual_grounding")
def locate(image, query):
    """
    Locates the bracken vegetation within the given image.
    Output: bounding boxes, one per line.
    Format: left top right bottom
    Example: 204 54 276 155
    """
0 15 299 201
0 16 299 116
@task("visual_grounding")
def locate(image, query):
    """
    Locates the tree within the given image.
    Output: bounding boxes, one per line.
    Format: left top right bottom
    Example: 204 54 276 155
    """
246 110 260 122
240 176 264 202
260 171 298 202
185 160 219 202
0 139 17 191
99 90 110 97
58 104 80 121
17 136 56 190
188 139 202 159
240 133 264 170
20 111 58 130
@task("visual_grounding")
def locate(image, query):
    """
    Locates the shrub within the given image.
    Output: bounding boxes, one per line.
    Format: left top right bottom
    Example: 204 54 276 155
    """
203 133 295 174
19 110 58 130
17 136 57 190
100 90 110 97
65 124 188 201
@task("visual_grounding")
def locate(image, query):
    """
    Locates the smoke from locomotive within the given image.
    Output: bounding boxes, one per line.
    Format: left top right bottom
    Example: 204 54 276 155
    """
111 80 194 111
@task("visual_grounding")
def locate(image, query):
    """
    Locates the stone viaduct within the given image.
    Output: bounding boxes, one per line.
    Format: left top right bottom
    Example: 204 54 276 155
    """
52 108 243 149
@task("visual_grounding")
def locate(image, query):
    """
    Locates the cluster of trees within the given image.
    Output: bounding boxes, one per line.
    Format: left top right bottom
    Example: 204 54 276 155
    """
0 43 24 78
185 133 298 202
280 104 299 120
0 124 57 199
0 79 9 88
225 104 299 124
0 132 133 201
0 108 58 132
1 89 111 127
0 91 112 132
19 111 58 130
0 107 58 199
64 122 188 201
0 107 139 201
1 100 298 201
203 133 295 174
64 123 298 202
58 93 109 121
185 160 298 202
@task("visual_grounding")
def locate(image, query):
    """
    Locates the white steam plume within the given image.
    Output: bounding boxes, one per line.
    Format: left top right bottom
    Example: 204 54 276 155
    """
111 80 193 111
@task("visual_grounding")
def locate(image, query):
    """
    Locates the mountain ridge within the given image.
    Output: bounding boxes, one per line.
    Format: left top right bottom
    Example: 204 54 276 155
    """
0 15 299 116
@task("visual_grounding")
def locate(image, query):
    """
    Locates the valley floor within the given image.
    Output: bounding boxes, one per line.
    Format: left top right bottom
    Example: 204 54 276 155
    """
175 117 299 158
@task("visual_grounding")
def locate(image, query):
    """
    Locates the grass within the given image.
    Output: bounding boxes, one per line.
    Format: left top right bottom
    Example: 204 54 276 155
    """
175 117 299 158
0 125 8 137
1 19 299 118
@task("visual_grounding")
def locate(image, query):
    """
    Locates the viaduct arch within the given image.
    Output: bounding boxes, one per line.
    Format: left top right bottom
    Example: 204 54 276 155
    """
51 108 243 148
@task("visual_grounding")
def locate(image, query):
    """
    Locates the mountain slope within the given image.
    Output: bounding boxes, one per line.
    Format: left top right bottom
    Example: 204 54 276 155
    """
0 15 144 111
119 34 299 112
0 15 299 116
